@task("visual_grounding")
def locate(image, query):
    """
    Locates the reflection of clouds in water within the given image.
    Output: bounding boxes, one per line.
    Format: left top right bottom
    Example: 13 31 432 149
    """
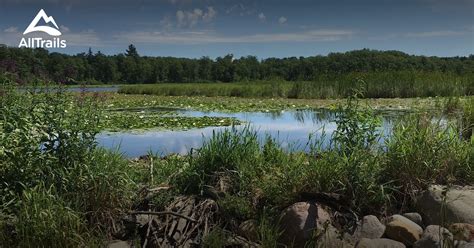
252 122 336 132
97 109 402 158
97 123 336 157
97 126 226 157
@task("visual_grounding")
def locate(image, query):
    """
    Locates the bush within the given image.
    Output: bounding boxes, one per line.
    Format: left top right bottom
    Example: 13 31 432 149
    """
0 82 137 245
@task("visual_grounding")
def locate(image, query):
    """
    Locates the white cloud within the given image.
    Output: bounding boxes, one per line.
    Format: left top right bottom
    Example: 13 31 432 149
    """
278 16 287 25
404 30 468 37
258 12 266 21
203 7 216 22
160 16 174 29
226 3 244 14
225 3 256 16
4 27 18 33
113 29 355 45
168 0 193 4
60 25 70 32
62 29 102 46
176 6 217 28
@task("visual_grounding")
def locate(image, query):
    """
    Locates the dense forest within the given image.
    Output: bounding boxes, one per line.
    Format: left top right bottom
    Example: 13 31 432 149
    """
0 44 473 84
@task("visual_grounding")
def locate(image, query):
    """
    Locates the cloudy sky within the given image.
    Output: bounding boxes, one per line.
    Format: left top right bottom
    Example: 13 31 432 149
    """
0 0 473 58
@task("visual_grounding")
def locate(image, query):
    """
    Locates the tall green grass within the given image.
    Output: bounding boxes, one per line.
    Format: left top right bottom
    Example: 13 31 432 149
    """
119 71 474 99
0 81 138 245
119 81 291 98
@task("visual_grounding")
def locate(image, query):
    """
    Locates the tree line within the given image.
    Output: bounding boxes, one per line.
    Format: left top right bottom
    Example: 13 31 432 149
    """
1 44 473 84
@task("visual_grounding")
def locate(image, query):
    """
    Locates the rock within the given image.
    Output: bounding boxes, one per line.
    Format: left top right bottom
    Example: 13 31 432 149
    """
413 225 453 248
135 214 155 227
317 224 353 248
458 242 474 248
353 215 386 240
385 214 423 245
456 241 474 248
107 240 130 248
356 238 406 248
403 213 423 227
279 201 331 247
416 185 474 225
450 223 474 242
456 240 468 248
226 235 260 247
238 220 259 242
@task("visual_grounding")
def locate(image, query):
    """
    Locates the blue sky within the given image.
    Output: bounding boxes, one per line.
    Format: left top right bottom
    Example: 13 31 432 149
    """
0 0 473 58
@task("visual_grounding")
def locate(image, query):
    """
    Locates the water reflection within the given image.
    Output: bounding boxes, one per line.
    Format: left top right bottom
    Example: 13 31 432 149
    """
97 109 402 158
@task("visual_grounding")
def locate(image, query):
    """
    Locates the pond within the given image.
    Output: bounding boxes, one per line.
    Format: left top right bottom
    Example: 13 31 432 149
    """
96 109 401 157
63 86 119 93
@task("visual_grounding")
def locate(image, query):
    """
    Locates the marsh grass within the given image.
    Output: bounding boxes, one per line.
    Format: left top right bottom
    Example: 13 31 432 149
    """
119 81 291 98
119 71 474 99
13 184 97 248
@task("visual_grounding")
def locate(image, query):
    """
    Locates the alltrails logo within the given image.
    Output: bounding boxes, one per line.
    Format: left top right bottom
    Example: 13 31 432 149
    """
19 9 67 48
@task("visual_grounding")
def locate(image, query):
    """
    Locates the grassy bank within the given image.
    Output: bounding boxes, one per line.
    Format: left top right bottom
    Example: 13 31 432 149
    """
1 81 473 246
119 71 474 99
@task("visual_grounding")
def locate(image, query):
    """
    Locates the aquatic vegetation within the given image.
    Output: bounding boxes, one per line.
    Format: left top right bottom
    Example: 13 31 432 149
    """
104 92 457 113
100 111 241 131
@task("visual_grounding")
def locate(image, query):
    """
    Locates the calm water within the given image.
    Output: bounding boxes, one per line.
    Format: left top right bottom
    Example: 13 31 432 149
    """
97 109 399 157
64 86 119 93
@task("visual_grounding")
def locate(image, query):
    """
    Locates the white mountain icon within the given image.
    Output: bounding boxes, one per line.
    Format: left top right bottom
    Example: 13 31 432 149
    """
23 9 62 36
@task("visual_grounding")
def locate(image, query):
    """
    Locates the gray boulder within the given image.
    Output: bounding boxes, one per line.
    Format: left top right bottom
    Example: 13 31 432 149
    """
416 185 474 225
403 212 423 227
413 225 453 248
353 215 386 240
317 224 353 248
450 223 474 242
279 201 331 247
458 242 474 248
356 238 406 248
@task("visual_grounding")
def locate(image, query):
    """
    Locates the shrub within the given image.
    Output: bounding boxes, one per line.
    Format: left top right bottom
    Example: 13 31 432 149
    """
0 82 137 244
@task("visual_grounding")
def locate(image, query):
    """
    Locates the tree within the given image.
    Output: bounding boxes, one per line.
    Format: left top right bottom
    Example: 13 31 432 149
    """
126 44 139 59
0 46 473 84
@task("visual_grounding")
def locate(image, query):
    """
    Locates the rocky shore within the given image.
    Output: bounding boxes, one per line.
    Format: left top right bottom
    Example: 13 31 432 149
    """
108 185 474 248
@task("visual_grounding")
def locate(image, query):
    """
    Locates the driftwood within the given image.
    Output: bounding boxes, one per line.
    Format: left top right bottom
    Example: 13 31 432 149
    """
135 195 218 247
129 211 197 223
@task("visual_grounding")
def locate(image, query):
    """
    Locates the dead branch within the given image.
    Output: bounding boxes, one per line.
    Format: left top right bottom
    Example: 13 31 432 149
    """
130 211 197 223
